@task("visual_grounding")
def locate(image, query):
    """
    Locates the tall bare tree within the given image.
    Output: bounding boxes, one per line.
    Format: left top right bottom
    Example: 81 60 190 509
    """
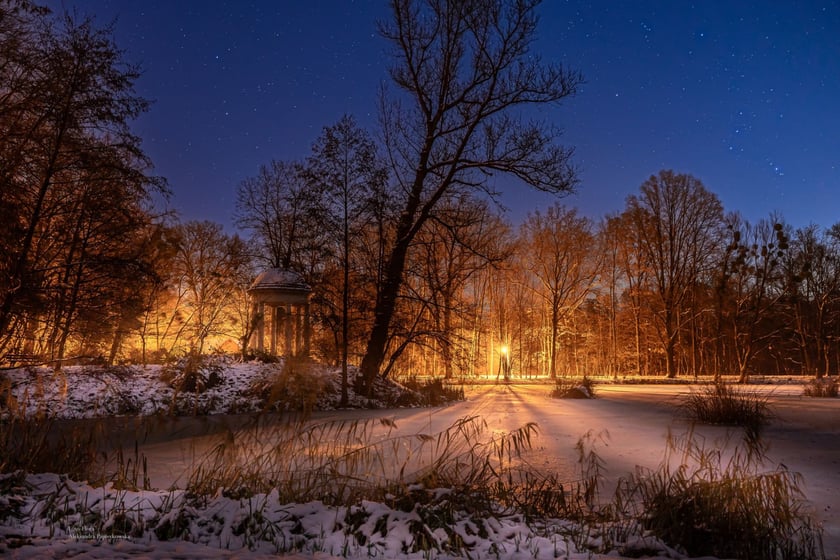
306 115 388 404
171 221 250 355
359 0 581 390
624 170 723 378
520 204 599 378
0 0 166 355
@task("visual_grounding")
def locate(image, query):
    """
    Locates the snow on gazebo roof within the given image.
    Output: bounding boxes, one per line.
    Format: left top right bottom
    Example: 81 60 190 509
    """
248 268 311 294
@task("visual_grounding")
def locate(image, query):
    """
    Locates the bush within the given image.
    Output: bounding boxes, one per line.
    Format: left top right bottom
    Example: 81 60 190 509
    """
243 348 280 364
160 354 225 394
399 377 465 406
803 377 838 398
247 357 326 413
550 376 596 399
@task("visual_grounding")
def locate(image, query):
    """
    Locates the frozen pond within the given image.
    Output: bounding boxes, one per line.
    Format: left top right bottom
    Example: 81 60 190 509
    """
103 382 840 556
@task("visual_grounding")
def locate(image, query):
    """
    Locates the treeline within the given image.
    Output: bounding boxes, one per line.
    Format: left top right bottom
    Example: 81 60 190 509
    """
0 2 166 366
3 1 838 382
0 2 258 366
233 150 840 382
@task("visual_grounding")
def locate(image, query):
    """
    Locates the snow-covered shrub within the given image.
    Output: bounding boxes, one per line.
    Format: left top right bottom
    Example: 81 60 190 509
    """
550 376 596 399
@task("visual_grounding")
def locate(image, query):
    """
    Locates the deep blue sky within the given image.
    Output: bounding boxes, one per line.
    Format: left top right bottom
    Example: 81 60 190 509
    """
46 0 840 231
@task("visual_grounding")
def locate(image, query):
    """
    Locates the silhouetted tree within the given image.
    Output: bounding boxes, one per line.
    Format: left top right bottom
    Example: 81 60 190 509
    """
0 3 166 355
359 0 581 391
784 224 840 378
306 115 388 404
718 215 789 382
234 160 316 271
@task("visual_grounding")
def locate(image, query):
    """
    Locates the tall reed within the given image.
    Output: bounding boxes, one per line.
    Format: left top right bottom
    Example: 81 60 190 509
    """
616 426 821 559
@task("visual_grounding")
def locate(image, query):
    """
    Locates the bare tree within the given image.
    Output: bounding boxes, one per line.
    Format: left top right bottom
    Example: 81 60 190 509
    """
234 160 316 270
359 0 581 390
0 4 166 347
717 215 789 382
306 115 387 404
784 224 840 378
520 204 599 378
624 170 723 378
170 221 250 355
414 195 511 378
601 213 651 375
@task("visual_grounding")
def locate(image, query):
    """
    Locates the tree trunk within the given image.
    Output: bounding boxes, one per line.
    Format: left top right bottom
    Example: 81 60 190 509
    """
442 291 454 379
665 308 677 378
341 202 350 405
549 301 560 379
359 232 412 391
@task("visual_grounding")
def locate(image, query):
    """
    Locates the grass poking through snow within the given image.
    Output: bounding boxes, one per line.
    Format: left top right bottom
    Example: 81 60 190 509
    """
616 426 822 560
680 380 771 440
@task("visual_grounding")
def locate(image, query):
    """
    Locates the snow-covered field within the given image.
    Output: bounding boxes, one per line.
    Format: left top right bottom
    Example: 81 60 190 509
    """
1 364 838 559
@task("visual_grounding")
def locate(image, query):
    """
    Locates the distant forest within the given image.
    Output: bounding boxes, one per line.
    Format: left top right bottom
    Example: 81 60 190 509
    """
3 2 839 382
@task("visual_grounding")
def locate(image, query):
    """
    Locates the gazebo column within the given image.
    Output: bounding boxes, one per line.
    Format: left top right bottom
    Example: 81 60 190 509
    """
303 302 311 357
294 305 303 357
256 302 265 352
284 303 294 356
271 305 281 355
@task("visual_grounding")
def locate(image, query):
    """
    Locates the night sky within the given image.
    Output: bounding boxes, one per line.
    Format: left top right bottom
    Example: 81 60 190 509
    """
45 0 840 231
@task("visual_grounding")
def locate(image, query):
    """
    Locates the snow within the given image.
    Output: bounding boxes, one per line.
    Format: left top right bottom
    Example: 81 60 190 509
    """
0 471 677 559
250 268 310 290
2 364 838 559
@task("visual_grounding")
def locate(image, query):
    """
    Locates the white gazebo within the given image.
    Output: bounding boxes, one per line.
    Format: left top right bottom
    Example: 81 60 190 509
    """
248 268 312 357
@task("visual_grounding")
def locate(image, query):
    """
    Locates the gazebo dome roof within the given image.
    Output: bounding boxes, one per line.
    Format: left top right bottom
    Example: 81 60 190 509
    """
249 268 311 294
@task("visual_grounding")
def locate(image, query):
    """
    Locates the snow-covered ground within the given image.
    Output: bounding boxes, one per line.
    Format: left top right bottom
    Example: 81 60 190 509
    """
1 364 838 559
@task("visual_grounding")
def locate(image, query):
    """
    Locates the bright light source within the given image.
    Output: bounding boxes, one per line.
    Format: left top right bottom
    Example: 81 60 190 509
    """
500 345 509 356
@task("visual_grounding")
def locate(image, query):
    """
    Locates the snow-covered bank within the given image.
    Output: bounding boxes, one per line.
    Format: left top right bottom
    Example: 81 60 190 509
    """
0 472 688 560
1 361 430 420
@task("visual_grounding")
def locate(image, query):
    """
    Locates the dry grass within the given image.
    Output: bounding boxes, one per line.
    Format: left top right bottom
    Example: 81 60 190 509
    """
185 414 538 510
615 427 821 559
0 376 150 488
0 415 102 480
681 380 771 439
0 374 100 480
0 371 825 557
